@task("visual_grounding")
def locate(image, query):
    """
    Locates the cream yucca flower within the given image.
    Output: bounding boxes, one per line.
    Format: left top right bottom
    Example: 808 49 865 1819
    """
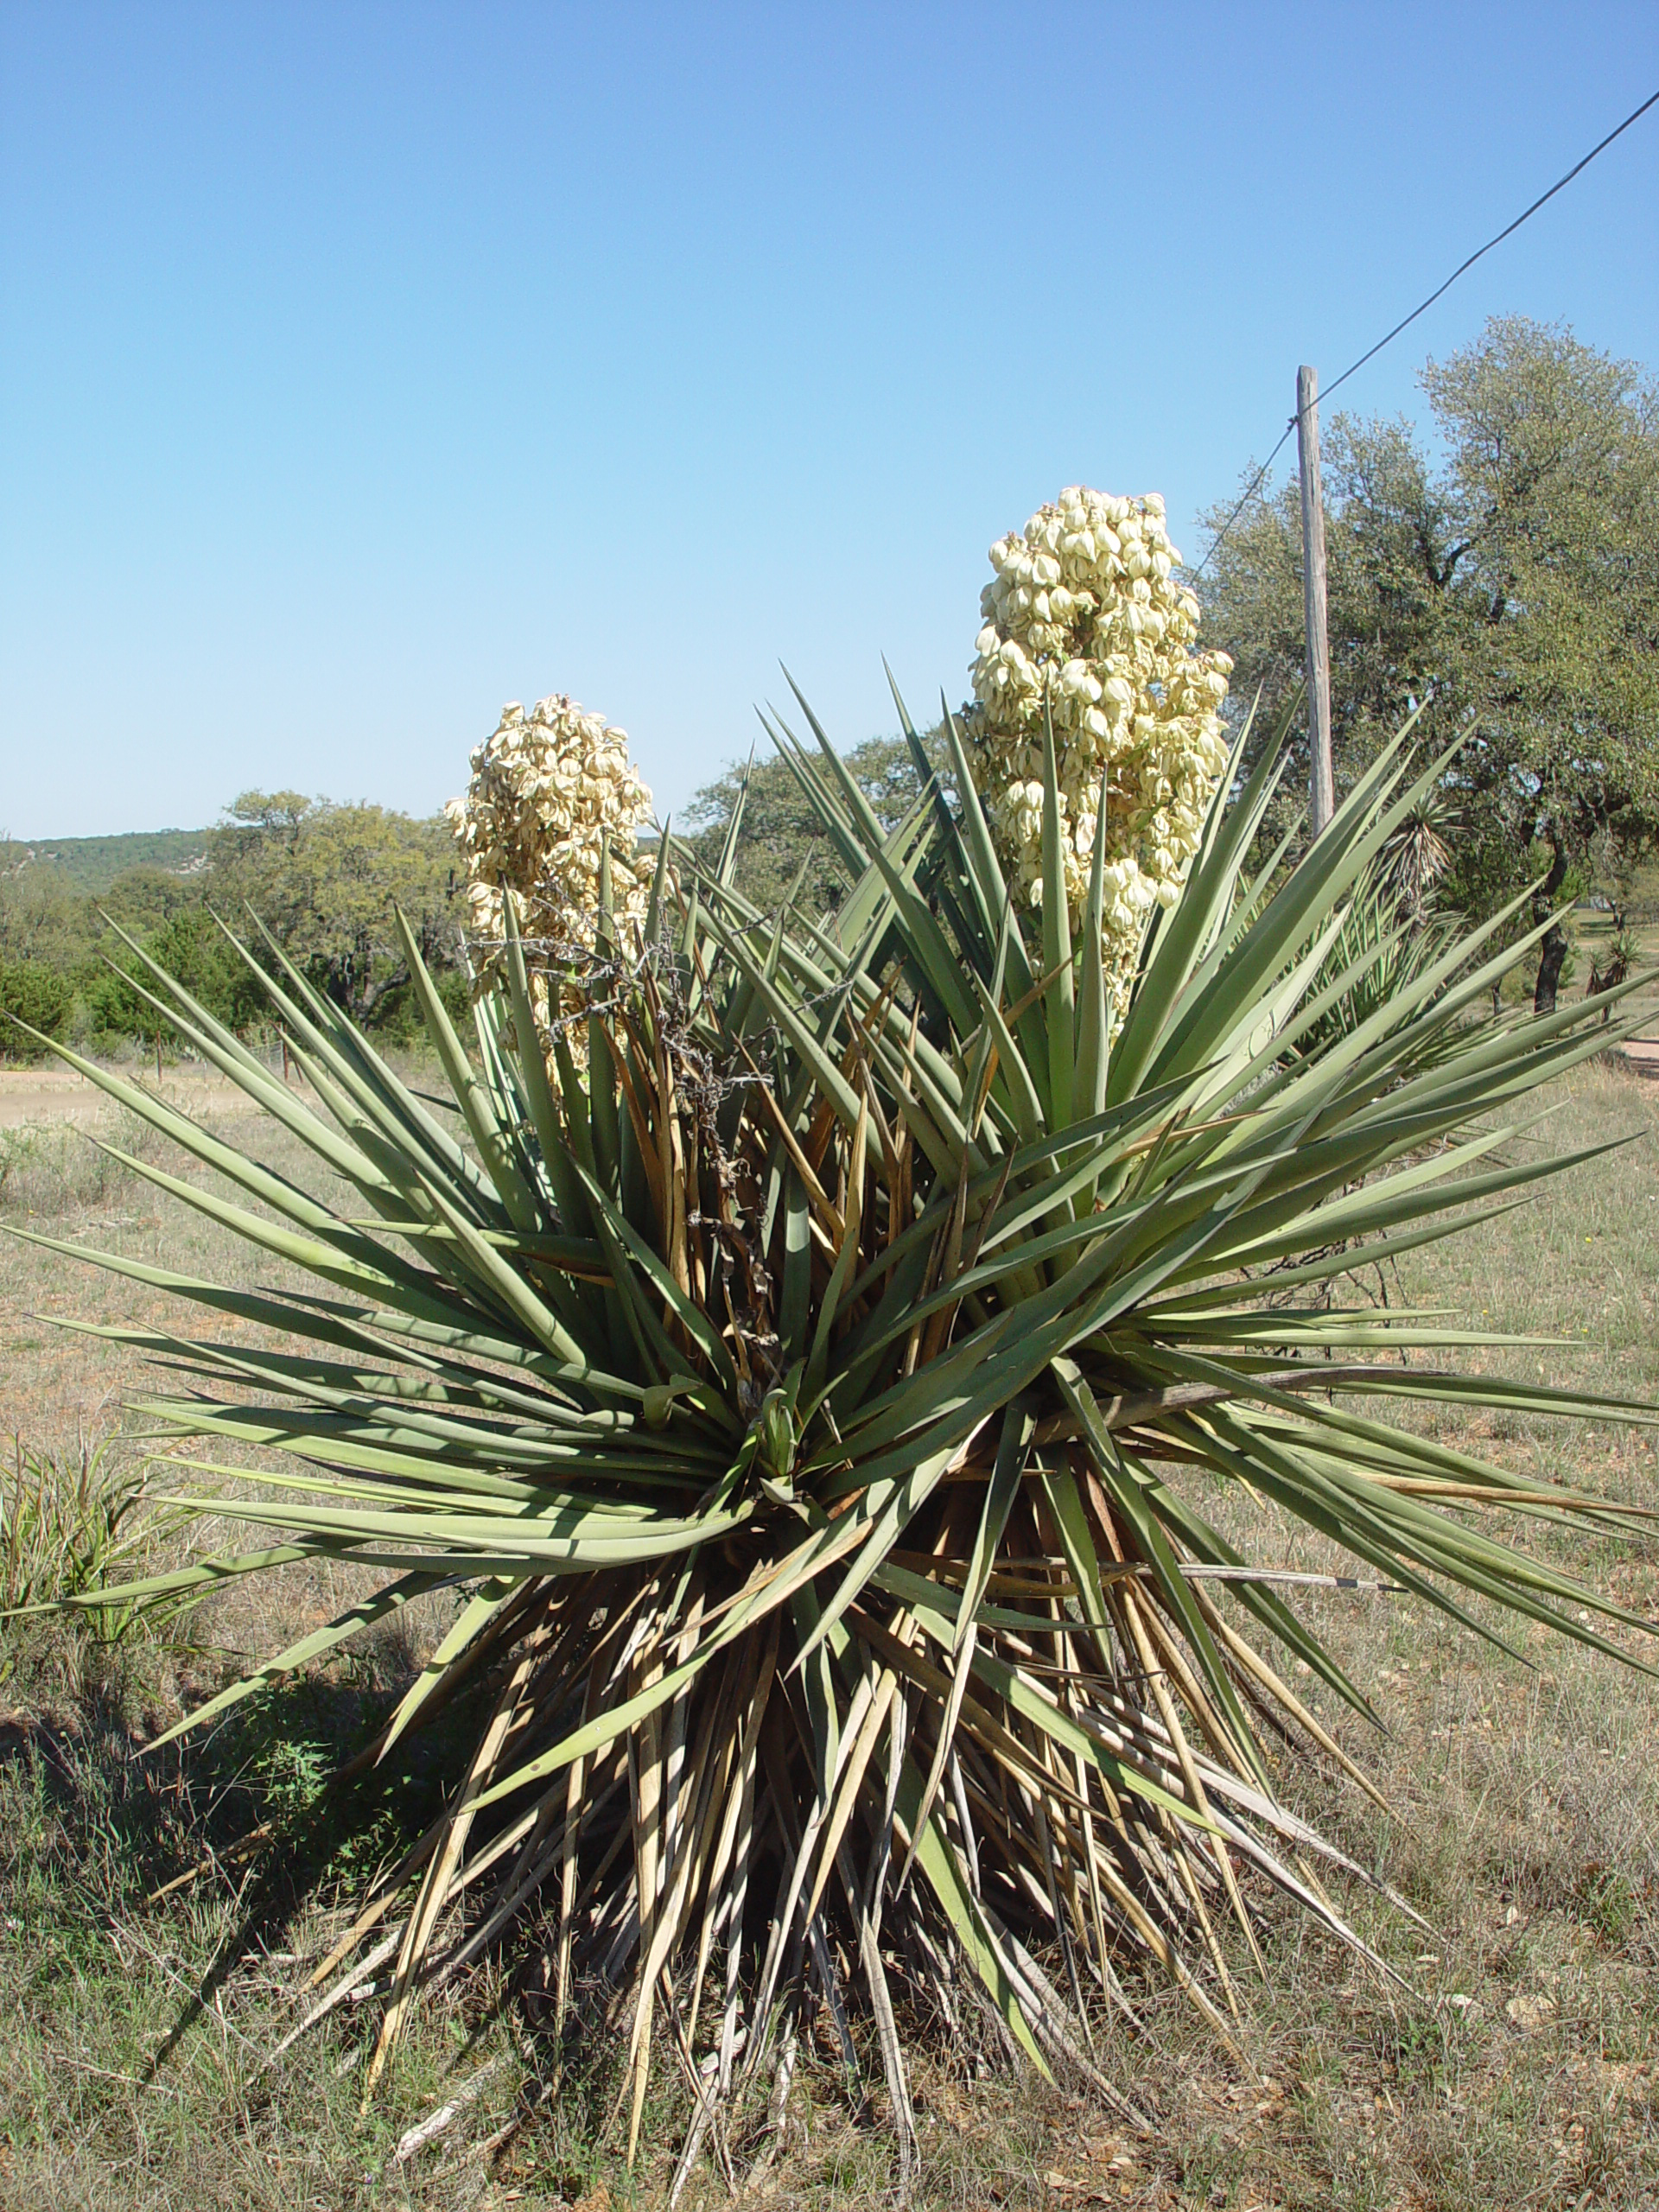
445 693 654 1045
969 486 1232 1019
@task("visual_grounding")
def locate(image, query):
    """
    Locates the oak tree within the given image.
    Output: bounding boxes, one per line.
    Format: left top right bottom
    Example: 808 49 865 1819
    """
1198 317 1659 1009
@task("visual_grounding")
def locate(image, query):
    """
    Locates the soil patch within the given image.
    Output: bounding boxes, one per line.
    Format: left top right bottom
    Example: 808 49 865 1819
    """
0 1065 253 1129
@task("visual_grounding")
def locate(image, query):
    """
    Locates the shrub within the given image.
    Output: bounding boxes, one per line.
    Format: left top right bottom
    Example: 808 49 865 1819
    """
86 906 268 1044
0 957 72 1058
1 1436 185 1643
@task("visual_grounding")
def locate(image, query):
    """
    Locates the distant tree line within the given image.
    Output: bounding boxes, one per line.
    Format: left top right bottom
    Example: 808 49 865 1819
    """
0 792 468 1059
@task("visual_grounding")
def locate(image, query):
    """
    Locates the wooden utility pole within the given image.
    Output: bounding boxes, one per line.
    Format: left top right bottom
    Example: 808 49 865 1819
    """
1297 364 1335 836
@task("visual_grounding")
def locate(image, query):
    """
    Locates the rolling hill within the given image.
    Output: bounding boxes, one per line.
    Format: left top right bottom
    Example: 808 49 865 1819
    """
0 828 210 895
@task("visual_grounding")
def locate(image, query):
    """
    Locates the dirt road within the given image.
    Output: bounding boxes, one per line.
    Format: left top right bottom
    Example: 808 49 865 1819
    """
0 1065 255 1129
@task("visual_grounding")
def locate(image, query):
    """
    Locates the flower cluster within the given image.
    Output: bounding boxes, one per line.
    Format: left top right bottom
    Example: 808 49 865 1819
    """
445 694 654 1045
969 487 1232 1018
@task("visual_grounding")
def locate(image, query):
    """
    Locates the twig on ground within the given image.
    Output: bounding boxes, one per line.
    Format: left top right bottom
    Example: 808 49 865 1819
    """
391 2048 511 2165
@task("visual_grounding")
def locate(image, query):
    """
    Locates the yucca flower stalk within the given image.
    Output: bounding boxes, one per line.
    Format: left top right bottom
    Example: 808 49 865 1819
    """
12 682 1656 2190
969 486 1234 1018
445 691 656 1058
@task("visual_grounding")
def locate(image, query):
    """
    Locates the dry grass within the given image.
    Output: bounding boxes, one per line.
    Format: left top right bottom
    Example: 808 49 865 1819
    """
2 1056 1657 2207
0 1071 456 1669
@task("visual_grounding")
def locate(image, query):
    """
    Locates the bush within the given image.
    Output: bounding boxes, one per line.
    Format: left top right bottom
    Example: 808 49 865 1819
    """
86 906 270 1044
51 685 1659 2157
0 1107 160 1217
0 958 73 1058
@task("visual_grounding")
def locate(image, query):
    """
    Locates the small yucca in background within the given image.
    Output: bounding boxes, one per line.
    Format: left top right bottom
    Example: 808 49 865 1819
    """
11 494 1656 2196
1 1433 182 1639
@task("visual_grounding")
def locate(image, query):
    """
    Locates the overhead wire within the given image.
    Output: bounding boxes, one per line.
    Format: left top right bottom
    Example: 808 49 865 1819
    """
1192 85 1659 576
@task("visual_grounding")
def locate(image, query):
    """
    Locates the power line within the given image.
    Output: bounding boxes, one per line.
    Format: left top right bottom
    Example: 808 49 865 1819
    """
1192 427 1296 576
1194 85 1659 576
1314 85 1659 420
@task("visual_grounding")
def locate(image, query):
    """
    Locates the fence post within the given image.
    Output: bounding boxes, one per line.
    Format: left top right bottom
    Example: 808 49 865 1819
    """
1297 364 1335 836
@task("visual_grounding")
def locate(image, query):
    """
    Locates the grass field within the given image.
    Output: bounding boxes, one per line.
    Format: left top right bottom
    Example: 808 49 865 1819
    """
2 1052 1657 2209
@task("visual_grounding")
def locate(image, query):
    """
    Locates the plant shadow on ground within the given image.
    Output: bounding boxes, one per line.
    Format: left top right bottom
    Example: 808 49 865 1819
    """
7 1588 1658 2211
0 1619 1068 2210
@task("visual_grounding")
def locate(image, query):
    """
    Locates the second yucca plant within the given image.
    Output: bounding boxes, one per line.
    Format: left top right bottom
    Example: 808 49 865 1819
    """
16 501 1656 2192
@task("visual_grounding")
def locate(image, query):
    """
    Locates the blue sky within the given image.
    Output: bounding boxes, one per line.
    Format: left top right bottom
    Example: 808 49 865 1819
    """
3 2 1656 839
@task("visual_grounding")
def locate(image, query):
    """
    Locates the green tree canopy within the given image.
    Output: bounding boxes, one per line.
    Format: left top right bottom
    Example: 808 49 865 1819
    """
1 797 469 1057
0 861 220 1028
681 730 946 918
207 792 463 1026
1198 316 1659 1008
0 957 73 1058
82 905 270 1042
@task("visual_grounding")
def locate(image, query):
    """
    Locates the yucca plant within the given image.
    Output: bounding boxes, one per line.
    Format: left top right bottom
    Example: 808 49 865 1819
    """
10 686 1656 2190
